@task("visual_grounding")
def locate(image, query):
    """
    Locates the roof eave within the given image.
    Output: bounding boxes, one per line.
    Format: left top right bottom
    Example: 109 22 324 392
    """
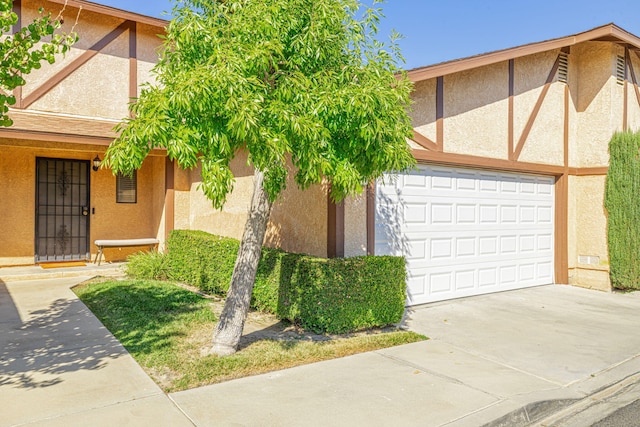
47 0 168 28
407 23 640 82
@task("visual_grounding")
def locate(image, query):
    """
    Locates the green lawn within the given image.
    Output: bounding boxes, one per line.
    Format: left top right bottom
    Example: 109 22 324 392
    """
74 279 426 392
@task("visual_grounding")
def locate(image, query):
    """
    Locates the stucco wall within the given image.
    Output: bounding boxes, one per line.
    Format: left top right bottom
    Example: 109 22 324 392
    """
411 79 437 142
136 23 163 93
21 1 163 119
574 42 617 167
0 145 34 265
569 175 610 291
0 140 165 265
268 179 327 258
443 62 510 159
343 192 367 257
515 50 566 166
179 152 328 258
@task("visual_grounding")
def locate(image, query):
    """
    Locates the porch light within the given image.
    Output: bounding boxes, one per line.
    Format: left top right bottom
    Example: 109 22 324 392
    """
92 155 101 172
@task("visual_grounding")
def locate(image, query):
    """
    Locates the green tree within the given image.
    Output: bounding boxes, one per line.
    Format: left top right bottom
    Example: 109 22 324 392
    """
0 0 78 126
104 0 415 355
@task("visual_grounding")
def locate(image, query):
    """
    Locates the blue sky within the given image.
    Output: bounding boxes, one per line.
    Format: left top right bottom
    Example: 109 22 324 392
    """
98 0 640 70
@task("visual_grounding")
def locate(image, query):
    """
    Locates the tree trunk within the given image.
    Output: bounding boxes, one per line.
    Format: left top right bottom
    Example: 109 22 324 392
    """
210 168 273 356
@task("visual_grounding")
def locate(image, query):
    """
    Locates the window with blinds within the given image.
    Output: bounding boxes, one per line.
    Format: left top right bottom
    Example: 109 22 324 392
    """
116 171 137 203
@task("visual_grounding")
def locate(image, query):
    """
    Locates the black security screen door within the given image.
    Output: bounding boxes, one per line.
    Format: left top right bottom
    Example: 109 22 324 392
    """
35 158 90 262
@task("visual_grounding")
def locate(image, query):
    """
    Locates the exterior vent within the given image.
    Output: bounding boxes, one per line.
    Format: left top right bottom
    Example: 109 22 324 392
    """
616 55 626 85
558 53 569 83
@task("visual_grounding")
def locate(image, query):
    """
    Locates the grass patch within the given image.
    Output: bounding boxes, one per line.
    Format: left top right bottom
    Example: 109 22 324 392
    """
74 279 426 392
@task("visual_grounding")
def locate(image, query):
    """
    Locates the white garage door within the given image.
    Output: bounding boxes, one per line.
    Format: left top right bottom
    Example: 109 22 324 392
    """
375 165 555 305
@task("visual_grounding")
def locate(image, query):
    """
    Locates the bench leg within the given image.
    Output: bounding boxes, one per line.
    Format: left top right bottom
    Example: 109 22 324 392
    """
94 246 104 266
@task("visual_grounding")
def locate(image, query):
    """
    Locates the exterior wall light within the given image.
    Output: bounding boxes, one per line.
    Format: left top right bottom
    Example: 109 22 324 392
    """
92 155 101 172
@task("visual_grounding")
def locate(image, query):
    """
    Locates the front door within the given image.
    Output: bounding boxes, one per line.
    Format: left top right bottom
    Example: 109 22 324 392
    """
35 158 90 262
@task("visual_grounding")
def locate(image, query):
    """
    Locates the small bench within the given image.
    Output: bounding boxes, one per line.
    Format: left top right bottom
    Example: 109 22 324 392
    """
94 238 160 265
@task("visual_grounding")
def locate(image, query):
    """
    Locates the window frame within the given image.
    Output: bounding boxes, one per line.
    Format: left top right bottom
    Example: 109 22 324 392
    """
116 170 137 204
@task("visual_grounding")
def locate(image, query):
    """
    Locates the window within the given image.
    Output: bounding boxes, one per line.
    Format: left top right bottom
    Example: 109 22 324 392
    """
116 171 137 203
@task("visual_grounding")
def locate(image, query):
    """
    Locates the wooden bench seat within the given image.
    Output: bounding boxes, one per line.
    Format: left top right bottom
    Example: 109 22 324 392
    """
94 238 159 265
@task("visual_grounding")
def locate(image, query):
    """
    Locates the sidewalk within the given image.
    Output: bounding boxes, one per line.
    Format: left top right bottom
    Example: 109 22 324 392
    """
0 275 194 427
3 268 640 426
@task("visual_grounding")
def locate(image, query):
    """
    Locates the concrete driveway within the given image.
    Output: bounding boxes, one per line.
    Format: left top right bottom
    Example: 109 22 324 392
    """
4 274 640 427
172 285 640 426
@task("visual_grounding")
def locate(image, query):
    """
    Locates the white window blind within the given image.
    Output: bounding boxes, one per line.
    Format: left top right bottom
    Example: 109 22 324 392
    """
116 171 137 203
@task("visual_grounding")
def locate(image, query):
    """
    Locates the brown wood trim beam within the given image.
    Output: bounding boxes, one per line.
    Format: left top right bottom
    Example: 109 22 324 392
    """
129 21 138 101
554 174 569 284
366 182 375 256
631 51 640 110
20 20 132 109
513 54 562 161
568 166 609 176
12 0 22 108
164 158 175 242
624 47 629 131
411 130 438 151
436 76 444 149
412 149 608 176
327 193 336 257
12 0 21 32
326 191 345 258
564 84 569 168
508 59 514 160
411 148 564 175
0 128 113 145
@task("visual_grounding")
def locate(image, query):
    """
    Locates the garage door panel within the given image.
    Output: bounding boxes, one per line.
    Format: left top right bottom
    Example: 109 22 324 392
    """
393 233 553 266
377 165 555 305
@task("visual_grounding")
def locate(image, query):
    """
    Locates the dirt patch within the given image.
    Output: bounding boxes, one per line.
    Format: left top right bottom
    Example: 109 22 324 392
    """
172 282 401 349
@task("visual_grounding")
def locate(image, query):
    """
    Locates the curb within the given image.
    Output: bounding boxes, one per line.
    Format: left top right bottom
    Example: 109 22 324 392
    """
482 399 578 427
482 372 640 427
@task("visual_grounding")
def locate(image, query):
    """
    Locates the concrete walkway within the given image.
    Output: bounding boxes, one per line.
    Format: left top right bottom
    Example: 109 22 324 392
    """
3 269 640 426
0 276 193 426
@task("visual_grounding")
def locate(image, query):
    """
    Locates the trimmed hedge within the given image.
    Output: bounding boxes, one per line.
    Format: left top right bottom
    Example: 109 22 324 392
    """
605 131 640 290
275 255 407 333
129 229 407 333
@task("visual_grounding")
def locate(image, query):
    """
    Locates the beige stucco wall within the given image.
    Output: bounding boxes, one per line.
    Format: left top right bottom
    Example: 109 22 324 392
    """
344 192 367 257
443 62 510 159
515 50 566 166
411 79 437 142
177 152 328 258
21 1 163 119
411 50 569 165
568 175 610 291
573 42 617 167
186 154 253 242
136 23 163 93
268 179 327 258
0 140 165 265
